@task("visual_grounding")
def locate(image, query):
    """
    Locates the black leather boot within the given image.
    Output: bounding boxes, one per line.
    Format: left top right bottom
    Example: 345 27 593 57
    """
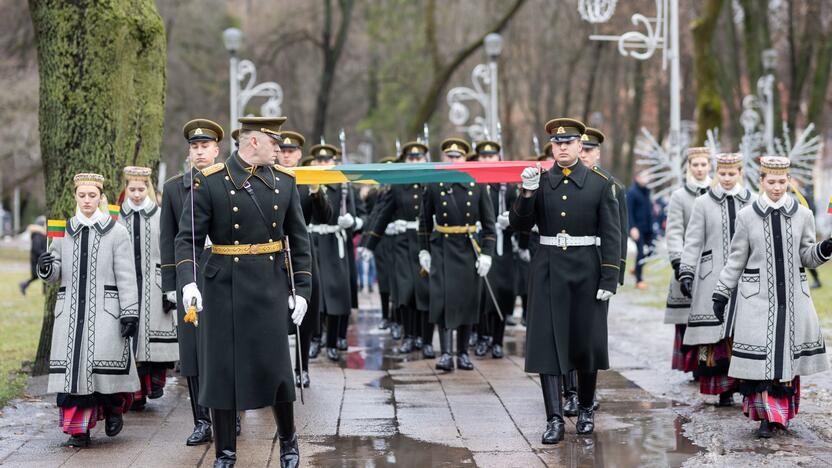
474 337 490 357
66 432 91 447
414 336 424 350
337 338 348 351
211 409 237 467
236 414 241 436
279 433 300 468
391 323 403 340
717 391 734 407
491 344 504 359
272 402 299 468
326 347 340 362
435 328 454 371
422 344 436 359
308 338 321 359
541 374 564 444
456 353 474 370
576 406 595 434
757 420 773 438
468 331 478 348
562 371 579 416
378 318 390 330
186 377 213 446
104 407 123 437
398 337 415 354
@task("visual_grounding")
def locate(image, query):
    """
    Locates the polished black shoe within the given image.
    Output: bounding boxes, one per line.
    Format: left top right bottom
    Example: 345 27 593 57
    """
378 319 390 330
391 323 403 340
337 338 349 351
236 415 241 436
592 400 600 411
301 370 310 388
398 337 414 354
717 392 734 407
811 280 822 289
468 332 478 348
66 432 91 448
104 411 123 437
279 432 300 468
327 348 340 362
563 392 579 417
541 416 565 444
308 339 321 359
435 353 454 371
213 453 236 468
414 336 424 350
149 386 164 399
474 339 489 357
457 353 474 371
130 396 147 411
422 344 436 359
576 406 595 435
295 372 302 388
491 344 504 359
757 420 773 438
186 420 213 446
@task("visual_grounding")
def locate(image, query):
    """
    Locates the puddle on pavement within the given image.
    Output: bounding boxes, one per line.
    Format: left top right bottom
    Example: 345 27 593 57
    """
336 309 421 371
309 434 476 467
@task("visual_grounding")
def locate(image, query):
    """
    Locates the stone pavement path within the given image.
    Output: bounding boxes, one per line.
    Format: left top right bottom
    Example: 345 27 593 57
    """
0 293 702 467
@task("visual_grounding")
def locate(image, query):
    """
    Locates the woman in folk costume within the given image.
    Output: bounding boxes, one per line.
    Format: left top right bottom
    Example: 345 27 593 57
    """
678 153 756 406
666 147 712 374
119 166 178 410
713 156 830 438
37 173 140 447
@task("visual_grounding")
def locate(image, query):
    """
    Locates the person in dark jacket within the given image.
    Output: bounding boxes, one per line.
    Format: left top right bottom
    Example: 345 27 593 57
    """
626 171 653 288
19 216 47 295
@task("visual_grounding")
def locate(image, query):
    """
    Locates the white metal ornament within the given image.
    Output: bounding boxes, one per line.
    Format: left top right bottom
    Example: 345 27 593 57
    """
578 0 618 24
447 64 494 142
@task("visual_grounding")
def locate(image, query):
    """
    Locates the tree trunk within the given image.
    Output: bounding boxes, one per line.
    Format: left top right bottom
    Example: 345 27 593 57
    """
407 0 526 135
786 0 819 132
807 32 832 130
624 60 645 183
691 0 724 146
581 41 604 123
312 0 355 143
28 0 166 375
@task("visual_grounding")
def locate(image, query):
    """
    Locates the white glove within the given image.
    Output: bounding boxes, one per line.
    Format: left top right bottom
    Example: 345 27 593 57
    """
385 223 398 236
354 217 364 230
182 282 203 311
360 247 374 263
419 250 431 272
337 213 356 229
288 295 308 325
518 249 531 263
497 211 510 229
521 163 541 191
394 219 409 234
165 291 177 303
476 254 492 277
596 289 614 301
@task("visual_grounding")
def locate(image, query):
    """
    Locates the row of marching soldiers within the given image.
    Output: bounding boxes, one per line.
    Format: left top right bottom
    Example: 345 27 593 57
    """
663 148 830 438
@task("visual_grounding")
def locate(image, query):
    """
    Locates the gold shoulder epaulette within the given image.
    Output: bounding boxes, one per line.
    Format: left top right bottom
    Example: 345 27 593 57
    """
591 167 609 181
164 173 184 185
273 164 296 178
201 163 225 177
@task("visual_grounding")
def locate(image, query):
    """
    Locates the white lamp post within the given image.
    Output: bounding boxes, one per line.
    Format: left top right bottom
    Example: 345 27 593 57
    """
447 33 503 142
223 27 284 153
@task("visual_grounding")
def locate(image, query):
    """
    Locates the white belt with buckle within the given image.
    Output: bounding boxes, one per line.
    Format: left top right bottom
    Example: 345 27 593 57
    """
394 219 419 230
539 233 600 247
308 224 347 258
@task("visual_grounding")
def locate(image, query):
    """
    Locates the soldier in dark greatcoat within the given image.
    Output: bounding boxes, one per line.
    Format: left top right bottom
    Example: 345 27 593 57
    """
306 144 362 362
510 118 621 444
175 117 311 468
362 144 435 358
419 138 496 372
277 130 330 388
160 118 223 446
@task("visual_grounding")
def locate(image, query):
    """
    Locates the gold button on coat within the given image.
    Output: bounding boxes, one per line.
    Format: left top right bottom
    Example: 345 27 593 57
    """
560 212 566 217
234 224 240 229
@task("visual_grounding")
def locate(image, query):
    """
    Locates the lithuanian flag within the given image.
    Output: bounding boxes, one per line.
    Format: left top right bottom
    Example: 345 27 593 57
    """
827 195 832 215
47 219 66 238
108 204 120 220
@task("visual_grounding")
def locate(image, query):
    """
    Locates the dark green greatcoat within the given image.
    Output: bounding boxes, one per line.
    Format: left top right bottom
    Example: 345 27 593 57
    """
420 182 496 329
175 152 311 411
510 162 621 375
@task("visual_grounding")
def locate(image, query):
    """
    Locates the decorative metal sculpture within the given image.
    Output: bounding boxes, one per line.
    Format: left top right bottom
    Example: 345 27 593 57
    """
578 0 618 24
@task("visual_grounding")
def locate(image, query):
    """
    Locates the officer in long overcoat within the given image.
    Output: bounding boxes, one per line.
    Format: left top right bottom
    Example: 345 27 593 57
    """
510 118 620 444
160 118 223 446
419 138 496 372
175 117 311 468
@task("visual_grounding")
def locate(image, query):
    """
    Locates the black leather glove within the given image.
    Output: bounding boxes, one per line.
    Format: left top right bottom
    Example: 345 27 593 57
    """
679 276 693 298
162 297 176 314
120 318 138 338
671 259 681 280
37 251 55 271
712 294 728 324
820 239 832 258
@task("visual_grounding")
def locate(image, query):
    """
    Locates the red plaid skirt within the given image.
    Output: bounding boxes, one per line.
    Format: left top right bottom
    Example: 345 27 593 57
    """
671 325 698 372
742 377 800 428
134 368 168 400
698 340 737 395
59 393 133 435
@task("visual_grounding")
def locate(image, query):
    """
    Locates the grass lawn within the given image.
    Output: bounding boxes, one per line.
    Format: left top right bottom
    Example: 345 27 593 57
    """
0 247 44 408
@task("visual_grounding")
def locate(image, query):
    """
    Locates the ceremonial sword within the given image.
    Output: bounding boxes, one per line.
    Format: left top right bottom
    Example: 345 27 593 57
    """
284 236 304 405
184 162 199 326
466 232 504 322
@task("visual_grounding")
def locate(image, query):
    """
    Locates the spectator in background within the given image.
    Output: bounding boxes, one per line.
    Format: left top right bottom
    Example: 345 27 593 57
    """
626 171 653 289
19 215 47 295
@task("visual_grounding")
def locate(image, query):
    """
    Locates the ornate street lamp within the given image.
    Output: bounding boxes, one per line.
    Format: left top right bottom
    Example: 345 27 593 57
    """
447 33 503 142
